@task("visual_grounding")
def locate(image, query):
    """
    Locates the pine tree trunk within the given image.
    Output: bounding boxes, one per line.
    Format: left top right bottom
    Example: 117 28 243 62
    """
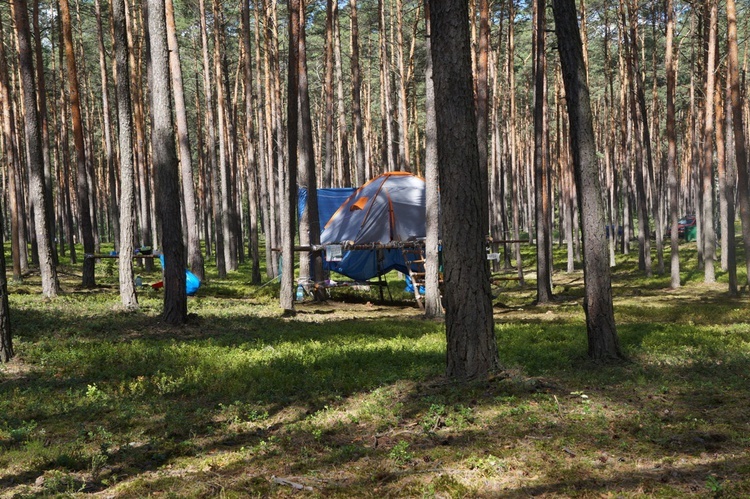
263 0 282 278
199 0 225 277
378 0 396 172
717 71 729 273
665 0 680 288
627 2 661 276
13 0 60 297
297 0 324 294
553 0 623 363
534 0 553 303
476 0 490 232
253 1 274 279
333 10 351 187
56 30 76 265
95 0 121 253
147 0 187 325
395 0 409 171
213 0 237 272
429 0 499 379
33 0 57 266
350 0 366 186
242 0 261 285
0 13 23 282
165 0 204 281
508 1 523 284
723 77 738 295
112 0 138 309
726 0 750 286
323 0 335 187
282 0 301 312
423 0 443 319
129 0 154 273
0 191 11 362
701 0 718 283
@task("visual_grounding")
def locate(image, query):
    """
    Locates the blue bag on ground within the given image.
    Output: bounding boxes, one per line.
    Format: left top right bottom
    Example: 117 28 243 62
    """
185 271 201 296
158 254 201 296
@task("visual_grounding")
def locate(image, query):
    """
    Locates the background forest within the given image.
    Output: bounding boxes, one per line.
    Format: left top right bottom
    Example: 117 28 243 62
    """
2 0 750 293
4 0 750 496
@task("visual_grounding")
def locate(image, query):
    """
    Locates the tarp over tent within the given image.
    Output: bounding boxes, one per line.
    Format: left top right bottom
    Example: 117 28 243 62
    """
316 172 426 281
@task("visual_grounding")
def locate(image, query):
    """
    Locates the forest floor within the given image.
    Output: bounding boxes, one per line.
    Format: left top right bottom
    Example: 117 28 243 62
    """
1 242 749 497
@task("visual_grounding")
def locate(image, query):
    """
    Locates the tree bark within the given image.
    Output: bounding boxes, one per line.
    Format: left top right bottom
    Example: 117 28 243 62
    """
723 76 738 295
56 18 76 265
199 0 225 277
395 0 410 171
166 0 204 281
508 0 524 284
717 68 729 274
282 0 301 312
665 0 680 288
297 0 324 295
701 0 718 283
0 12 23 282
13 0 60 297
624 2 651 278
95 0 121 253
242 0 261 284
0 17 12 362
322 0 335 187
716 70 735 293
128 0 154 273
726 0 750 286
32 0 57 266
112 0 138 309
147 0 187 325
629 0 661 276
0 193 11 362
476 0 490 233
213 0 237 273
378 0 396 172
60 0 96 288
350 0 366 186
333 10 351 186
553 0 624 362
423 0 443 319
534 0 553 303
429 0 499 378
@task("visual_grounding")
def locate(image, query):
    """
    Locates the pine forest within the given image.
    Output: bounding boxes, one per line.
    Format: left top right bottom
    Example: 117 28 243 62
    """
2 0 750 297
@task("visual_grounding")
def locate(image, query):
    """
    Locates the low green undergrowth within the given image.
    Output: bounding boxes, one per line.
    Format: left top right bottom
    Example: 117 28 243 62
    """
1 241 750 497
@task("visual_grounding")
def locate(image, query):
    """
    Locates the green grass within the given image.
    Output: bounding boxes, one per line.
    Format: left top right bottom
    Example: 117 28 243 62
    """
1 240 750 497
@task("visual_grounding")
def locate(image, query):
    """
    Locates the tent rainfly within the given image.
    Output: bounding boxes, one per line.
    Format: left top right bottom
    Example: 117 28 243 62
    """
321 172 426 245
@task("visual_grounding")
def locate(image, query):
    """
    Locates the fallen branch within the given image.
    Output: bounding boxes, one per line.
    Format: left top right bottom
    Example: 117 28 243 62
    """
272 476 313 491
553 395 564 419
563 447 577 457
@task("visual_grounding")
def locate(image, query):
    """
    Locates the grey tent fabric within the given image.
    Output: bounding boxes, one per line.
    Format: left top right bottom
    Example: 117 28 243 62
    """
321 172 426 245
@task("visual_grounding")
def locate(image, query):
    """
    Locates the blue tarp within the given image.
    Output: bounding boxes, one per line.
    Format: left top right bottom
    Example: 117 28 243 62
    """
298 186 357 228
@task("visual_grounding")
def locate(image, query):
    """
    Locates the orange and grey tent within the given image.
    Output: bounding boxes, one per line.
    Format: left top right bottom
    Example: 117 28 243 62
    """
319 172 427 281
321 172 426 246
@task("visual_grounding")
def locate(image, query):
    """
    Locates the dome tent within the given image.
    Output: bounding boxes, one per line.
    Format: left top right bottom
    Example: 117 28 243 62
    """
319 172 426 281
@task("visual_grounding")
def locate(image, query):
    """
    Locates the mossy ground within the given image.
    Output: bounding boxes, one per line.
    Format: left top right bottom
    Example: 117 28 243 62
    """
1 240 749 497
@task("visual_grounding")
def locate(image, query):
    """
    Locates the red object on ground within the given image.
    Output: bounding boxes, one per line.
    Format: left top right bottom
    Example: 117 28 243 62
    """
151 281 164 289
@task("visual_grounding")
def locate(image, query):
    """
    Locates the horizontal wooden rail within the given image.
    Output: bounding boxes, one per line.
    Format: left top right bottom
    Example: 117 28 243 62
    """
84 254 158 260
